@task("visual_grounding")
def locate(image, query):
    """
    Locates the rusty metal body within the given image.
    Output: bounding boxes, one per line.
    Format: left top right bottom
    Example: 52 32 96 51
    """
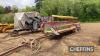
42 15 81 36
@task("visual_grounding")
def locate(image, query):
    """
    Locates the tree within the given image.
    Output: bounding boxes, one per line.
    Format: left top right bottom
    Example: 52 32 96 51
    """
12 5 18 13
35 0 44 12
21 6 35 12
4 6 11 13
0 6 5 14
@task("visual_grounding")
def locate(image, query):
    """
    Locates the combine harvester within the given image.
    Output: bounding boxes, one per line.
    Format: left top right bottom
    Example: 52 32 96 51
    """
0 12 81 37
10 12 81 37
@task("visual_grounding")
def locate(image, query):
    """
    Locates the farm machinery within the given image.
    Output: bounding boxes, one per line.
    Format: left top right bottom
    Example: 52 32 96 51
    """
10 12 41 36
43 15 81 36
0 24 14 33
0 12 81 36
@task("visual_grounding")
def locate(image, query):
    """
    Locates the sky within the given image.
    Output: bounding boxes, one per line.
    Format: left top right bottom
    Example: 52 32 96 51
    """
0 0 36 8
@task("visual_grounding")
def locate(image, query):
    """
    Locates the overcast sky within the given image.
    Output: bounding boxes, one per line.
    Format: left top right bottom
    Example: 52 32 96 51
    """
0 0 36 8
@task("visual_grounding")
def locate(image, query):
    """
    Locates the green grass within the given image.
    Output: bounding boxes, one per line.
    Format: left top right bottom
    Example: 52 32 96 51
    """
0 13 14 23
79 18 100 23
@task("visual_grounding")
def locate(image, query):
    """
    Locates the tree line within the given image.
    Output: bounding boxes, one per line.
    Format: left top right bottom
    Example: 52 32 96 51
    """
36 0 100 22
0 5 35 23
0 0 100 22
0 5 36 14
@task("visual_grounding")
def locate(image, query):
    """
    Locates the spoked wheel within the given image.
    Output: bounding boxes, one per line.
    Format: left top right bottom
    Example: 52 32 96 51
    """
10 30 19 37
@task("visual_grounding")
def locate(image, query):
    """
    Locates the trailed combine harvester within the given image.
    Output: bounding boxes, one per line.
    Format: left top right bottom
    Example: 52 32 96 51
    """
10 12 81 36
